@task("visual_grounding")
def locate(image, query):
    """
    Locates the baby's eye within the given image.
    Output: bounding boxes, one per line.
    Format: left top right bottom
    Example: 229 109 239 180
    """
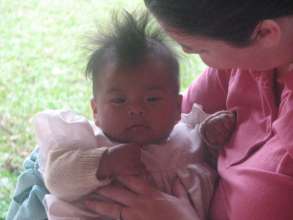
146 96 162 103
110 97 126 104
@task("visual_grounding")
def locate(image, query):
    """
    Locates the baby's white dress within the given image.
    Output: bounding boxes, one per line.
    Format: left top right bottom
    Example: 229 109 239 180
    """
33 104 216 220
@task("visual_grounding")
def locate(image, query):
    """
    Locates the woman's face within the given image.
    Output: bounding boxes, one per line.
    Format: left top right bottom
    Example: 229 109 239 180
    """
162 25 290 71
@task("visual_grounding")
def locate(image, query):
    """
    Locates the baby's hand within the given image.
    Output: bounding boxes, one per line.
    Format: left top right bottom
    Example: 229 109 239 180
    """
97 143 145 180
200 110 236 147
200 111 236 168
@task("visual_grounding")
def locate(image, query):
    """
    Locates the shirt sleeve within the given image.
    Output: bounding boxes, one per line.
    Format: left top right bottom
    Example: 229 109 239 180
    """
171 111 217 220
32 110 111 202
177 163 216 220
182 67 231 114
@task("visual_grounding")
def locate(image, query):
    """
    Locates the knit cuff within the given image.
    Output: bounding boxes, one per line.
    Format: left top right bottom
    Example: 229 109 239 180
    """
77 147 111 192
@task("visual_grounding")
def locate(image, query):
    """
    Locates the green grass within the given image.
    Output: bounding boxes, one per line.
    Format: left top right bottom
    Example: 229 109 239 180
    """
0 0 206 218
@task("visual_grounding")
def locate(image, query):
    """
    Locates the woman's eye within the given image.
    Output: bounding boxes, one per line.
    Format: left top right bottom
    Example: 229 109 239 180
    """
111 97 126 104
146 96 161 102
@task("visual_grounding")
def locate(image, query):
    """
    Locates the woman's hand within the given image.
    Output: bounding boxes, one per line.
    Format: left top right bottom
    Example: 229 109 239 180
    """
85 176 199 220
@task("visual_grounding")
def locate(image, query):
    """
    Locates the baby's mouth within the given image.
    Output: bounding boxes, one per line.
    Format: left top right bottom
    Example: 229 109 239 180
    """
128 124 149 131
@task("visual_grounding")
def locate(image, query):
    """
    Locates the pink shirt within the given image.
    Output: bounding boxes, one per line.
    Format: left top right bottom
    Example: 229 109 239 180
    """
182 67 293 220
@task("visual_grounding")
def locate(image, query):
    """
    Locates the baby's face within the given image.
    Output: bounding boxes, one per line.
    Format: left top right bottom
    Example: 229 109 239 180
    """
91 59 182 145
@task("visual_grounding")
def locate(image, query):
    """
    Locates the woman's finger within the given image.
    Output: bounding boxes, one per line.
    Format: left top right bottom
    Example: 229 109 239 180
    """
85 200 121 219
117 175 153 195
98 183 138 206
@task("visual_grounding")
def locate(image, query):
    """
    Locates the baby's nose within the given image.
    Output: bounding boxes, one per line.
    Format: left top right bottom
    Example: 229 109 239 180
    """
128 104 144 117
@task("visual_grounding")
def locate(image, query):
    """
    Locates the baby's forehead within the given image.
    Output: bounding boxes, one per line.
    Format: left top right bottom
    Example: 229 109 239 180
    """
94 53 179 94
103 54 174 76
97 64 175 92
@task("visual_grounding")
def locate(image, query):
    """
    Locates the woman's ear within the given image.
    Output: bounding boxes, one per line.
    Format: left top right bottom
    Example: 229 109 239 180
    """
252 19 281 48
90 98 99 126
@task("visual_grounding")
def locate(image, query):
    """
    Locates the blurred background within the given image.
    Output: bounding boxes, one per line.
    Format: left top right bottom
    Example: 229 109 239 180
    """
0 0 205 218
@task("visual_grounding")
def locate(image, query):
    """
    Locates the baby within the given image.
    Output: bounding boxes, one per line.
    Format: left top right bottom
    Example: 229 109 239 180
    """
33 11 235 220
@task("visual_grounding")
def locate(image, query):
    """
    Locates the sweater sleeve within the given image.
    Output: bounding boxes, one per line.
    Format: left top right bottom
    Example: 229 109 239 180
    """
182 68 231 114
32 109 111 202
44 146 110 201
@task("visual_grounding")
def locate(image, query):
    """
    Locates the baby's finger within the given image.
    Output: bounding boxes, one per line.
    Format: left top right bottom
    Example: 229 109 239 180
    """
120 165 146 176
117 175 153 195
98 184 137 206
113 159 145 176
85 200 122 219
172 178 189 200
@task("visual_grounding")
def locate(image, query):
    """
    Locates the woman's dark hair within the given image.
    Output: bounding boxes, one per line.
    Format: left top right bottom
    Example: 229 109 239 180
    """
144 0 293 46
86 10 179 97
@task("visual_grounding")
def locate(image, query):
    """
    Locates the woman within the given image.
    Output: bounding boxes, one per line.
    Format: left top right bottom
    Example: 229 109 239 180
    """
86 0 293 220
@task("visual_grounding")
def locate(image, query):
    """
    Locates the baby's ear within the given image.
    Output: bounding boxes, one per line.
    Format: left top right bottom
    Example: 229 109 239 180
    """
90 98 99 126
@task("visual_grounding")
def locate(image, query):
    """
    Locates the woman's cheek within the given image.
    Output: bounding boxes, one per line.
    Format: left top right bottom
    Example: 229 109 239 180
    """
199 54 220 68
200 54 236 69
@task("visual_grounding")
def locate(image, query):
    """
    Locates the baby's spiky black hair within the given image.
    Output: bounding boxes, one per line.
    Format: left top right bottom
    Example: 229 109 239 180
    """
85 10 179 97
